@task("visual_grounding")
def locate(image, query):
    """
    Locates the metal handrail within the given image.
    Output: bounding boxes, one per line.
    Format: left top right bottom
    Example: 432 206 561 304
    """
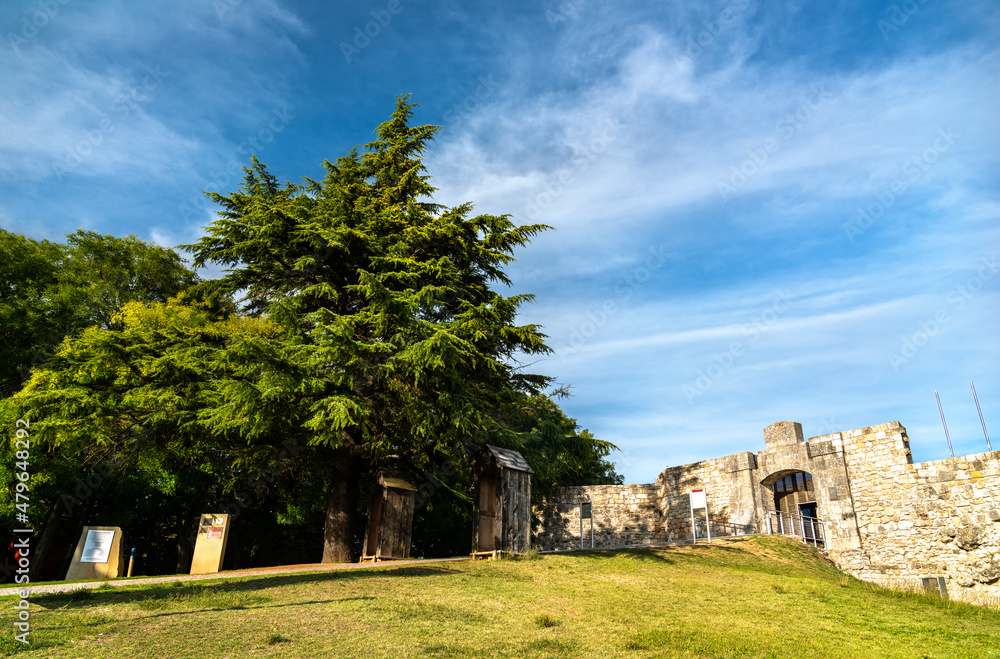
697 521 756 538
765 511 827 548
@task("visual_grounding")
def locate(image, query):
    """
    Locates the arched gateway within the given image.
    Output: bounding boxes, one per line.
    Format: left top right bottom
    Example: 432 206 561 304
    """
761 469 822 544
770 470 817 520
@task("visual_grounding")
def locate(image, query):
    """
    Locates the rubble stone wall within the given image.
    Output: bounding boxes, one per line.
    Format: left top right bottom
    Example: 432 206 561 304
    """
831 436 1000 605
534 452 760 551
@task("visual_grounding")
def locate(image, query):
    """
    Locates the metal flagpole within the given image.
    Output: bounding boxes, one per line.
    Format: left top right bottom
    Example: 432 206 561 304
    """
971 380 992 452
935 390 954 458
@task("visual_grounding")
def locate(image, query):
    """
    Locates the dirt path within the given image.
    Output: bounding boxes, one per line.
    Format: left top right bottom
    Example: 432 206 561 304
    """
0 556 472 597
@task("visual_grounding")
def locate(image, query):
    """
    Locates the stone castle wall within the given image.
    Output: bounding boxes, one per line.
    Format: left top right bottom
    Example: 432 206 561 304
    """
832 447 1000 604
535 452 759 551
536 483 665 551
533 420 1000 605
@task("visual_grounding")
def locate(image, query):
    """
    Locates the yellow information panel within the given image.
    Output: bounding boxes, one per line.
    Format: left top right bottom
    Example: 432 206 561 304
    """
65 526 124 581
190 514 231 575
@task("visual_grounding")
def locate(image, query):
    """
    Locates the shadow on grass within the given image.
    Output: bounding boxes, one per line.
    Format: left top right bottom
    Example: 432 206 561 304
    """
569 547 679 563
572 542 750 563
29 565 457 609
28 595 379 631
566 537 846 583
124 594 379 623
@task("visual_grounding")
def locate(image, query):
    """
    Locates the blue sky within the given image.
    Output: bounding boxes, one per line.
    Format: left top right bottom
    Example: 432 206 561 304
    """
2 0 997 484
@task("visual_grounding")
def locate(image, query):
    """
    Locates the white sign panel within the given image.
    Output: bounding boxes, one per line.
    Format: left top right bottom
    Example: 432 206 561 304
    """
689 489 711 543
80 530 115 563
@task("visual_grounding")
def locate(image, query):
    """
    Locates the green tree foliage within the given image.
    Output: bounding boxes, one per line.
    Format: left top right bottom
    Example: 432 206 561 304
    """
0 230 197 397
185 96 554 561
2 97 623 573
0 299 326 578
0 232 199 579
0 232 64 398
506 389 623 502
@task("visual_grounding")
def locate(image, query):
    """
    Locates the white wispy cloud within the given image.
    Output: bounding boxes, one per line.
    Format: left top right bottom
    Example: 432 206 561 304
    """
1 0 995 485
0 0 306 207
433 35 997 233
418 12 1000 481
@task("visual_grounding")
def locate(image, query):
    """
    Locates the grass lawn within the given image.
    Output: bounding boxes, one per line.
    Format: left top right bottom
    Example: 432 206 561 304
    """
1 536 997 658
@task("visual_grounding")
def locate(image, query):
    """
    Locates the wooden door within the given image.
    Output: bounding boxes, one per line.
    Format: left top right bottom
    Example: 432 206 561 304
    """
364 491 383 558
477 473 497 552
380 489 409 559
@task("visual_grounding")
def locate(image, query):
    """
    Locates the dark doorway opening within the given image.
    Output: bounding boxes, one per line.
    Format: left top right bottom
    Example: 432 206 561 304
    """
770 472 822 544
772 471 815 516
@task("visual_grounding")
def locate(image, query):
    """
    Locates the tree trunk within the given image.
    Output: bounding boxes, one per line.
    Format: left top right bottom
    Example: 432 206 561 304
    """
30 499 62 580
322 451 360 563
174 516 193 574
56 495 93 580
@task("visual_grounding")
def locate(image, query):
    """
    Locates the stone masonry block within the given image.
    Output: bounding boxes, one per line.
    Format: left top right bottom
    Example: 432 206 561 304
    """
764 421 804 448
724 451 756 472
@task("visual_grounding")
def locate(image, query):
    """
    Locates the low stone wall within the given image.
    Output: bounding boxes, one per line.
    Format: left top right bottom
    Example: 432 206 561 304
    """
534 484 665 551
534 453 758 550
655 452 758 541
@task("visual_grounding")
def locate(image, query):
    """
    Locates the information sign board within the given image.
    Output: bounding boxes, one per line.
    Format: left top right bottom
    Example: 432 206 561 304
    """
689 489 711 543
579 502 594 548
80 529 115 564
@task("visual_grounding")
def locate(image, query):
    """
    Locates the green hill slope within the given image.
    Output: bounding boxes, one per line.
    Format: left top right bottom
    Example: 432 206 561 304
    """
2 536 997 658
